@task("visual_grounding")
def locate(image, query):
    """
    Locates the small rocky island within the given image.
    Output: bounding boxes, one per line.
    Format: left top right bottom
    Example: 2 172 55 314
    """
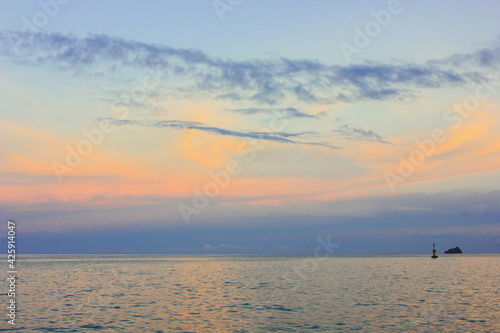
444 247 462 254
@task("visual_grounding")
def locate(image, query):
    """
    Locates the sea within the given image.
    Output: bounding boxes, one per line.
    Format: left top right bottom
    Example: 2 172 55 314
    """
3 254 499 332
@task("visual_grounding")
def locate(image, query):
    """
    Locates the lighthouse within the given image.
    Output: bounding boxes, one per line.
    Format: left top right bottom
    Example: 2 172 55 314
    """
431 243 438 259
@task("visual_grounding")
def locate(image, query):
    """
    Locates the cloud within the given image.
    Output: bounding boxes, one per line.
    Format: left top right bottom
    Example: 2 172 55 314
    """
333 124 391 144
1 31 498 105
9 189 500 253
429 37 500 68
99 118 340 149
226 107 319 119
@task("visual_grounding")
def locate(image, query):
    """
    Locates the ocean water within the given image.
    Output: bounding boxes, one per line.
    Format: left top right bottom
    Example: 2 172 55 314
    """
3 254 499 332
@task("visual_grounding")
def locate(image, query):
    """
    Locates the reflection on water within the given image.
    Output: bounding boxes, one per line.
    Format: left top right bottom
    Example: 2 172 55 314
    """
4 254 499 332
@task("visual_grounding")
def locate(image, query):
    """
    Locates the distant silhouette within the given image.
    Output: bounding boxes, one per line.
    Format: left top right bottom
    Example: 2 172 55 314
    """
431 243 438 259
444 247 462 254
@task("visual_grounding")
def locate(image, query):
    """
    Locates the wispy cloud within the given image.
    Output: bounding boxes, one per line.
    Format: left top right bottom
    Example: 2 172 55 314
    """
429 37 500 68
1 31 497 105
226 107 319 119
333 124 392 144
99 118 339 149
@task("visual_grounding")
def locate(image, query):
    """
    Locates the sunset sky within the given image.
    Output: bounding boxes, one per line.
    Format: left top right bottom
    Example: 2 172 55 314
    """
1 0 499 254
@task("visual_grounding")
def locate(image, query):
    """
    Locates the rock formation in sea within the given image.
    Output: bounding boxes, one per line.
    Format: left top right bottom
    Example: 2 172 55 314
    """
444 247 462 254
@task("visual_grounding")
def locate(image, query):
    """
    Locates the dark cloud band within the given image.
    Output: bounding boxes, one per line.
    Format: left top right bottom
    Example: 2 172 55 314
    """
1 30 497 105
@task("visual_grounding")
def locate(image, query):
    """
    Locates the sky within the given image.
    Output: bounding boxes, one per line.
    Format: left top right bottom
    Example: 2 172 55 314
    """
0 0 499 254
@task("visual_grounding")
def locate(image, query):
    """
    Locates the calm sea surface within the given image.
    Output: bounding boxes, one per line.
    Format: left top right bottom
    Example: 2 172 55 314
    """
3 254 499 332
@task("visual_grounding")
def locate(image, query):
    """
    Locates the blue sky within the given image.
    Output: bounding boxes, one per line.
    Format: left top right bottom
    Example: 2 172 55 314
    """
0 0 499 254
